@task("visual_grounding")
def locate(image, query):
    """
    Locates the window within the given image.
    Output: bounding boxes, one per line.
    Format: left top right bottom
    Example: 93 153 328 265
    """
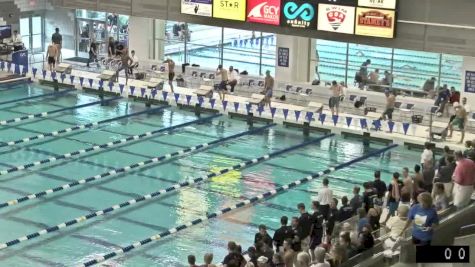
393 48 439 90
316 39 347 84
314 39 463 92
348 43 392 86
440 54 463 90
187 23 221 68
154 20 276 77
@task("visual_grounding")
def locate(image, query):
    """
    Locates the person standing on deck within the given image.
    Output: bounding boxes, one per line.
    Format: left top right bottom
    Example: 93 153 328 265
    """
164 58 175 93
329 81 342 116
448 102 467 144
46 42 58 71
51 28 62 63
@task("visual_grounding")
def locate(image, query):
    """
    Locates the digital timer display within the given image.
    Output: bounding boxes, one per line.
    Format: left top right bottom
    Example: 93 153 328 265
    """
416 246 470 263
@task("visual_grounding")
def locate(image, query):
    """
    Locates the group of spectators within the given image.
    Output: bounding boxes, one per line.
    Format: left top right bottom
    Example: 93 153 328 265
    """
185 143 474 267
355 59 393 90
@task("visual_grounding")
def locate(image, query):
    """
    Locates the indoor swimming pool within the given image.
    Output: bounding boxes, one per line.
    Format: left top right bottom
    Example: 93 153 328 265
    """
0 82 423 266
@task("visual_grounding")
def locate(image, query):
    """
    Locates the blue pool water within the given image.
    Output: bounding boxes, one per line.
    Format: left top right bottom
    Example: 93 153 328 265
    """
0 82 421 266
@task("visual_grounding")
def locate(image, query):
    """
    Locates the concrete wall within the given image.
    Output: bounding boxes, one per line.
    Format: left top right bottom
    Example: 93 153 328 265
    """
127 16 153 61
51 0 475 57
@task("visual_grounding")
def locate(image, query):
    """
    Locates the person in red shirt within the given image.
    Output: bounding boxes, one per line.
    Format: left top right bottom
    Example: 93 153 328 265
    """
452 151 475 209
449 87 460 104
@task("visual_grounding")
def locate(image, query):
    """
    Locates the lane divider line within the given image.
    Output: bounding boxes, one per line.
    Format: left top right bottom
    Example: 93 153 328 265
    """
0 106 168 148
0 124 278 209
78 143 397 267
0 96 122 126
0 88 75 106
0 114 221 176
0 134 329 250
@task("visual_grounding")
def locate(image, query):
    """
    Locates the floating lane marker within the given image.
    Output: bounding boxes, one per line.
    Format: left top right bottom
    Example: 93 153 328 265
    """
0 96 122 126
0 88 76 106
0 114 221 176
0 106 168 148
0 124 279 209
0 134 330 250
78 143 397 267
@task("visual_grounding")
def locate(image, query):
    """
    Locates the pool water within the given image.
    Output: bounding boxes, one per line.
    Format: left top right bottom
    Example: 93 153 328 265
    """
0 82 421 266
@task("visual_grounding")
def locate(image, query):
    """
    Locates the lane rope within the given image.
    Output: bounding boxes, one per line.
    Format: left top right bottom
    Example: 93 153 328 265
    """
0 134 329 250
0 114 222 176
0 96 122 126
0 88 75 106
0 124 278 209
0 106 168 148
78 143 397 267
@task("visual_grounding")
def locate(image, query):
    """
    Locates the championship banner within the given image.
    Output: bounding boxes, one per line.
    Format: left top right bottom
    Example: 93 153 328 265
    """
213 0 246 21
181 0 212 17
247 0 281 25
318 4 355 34
355 7 396 38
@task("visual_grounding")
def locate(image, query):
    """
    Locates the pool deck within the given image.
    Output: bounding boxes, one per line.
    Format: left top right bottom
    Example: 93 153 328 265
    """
25 67 474 151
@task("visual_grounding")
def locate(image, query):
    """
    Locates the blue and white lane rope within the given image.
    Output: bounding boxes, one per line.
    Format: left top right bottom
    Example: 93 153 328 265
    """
0 134 328 250
0 114 221 176
79 143 397 267
0 124 278 209
0 88 75 106
0 96 121 126
0 106 168 148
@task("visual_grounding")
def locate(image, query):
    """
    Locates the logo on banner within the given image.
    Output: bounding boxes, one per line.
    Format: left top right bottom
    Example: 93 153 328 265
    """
213 0 247 21
181 0 213 17
318 4 355 34
358 10 392 28
358 0 397 10
355 7 395 38
247 0 281 25
281 1 316 28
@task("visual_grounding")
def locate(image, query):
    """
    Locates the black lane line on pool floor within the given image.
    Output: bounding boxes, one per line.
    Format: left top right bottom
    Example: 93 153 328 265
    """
0 137 330 253
0 125 277 213
0 134 378 220
0 115 221 176
78 144 397 266
0 105 168 148
0 97 121 127
0 149 394 266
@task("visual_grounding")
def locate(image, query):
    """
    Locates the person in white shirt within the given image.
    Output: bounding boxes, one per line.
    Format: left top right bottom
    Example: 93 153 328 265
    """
11 30 23 51
12 30 22 43
462 97 471 113
420 142 433 169
383 205 409 252
316 178 333 220
228 66 239 93
128 50 139 74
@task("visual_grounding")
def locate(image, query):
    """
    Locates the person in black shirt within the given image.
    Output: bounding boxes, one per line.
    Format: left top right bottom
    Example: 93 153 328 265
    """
255 224 273 249
384 172 403 224
297 203 311 252
108 37 115 57
87 39 98 68
362 182 377 212
309 201 324 255
373 170 387 206
273 216 292 253
326 198 339 236
437 146 451 170
247 246 258 267
422 161 435 193
290 217 302 252
434 155 456 198
222 241 246 267
350 186 362 213
357 224 375 253
338 196 354 222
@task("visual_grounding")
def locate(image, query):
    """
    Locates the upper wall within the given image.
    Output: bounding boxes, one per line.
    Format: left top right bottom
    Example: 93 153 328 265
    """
52 0 475 56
